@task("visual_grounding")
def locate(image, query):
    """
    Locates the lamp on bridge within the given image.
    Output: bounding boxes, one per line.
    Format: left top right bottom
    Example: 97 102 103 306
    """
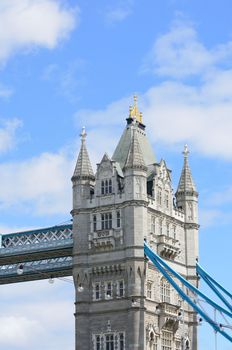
77 283 84 292
17 264 24 275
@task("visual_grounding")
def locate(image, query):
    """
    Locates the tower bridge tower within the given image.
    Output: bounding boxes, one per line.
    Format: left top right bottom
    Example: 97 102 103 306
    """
71 97 199 350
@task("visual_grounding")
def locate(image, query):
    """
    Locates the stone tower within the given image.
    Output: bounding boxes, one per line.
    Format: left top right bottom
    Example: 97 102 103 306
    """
71 97 199 350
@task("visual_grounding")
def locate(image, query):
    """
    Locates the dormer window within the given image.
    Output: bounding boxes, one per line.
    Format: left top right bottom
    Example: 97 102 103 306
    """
101 179 113 195
101 181 105 195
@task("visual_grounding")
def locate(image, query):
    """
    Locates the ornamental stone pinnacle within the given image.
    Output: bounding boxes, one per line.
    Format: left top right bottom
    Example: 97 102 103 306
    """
72 126 95 181
176 144 197 194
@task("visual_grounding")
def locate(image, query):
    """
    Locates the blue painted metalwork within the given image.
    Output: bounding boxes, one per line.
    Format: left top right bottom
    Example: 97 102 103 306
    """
196 263 232 312
144 242 232 319
0 256 73 276
0 224 74 284
144 242 232 343
0 224 72 249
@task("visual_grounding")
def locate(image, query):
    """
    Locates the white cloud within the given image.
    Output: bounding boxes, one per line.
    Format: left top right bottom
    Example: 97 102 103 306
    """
0 118 22 154
105 7 131 24
0 316 42 347
42 59 87 103
0 280 74 349
0 150 74 215
75 21 232 160
75 76 232 160
0 83 13 98
105 1 133 24
142 21 232 78
0 0 78 64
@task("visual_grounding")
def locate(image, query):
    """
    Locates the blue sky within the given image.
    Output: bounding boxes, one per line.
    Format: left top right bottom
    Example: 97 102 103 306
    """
0 0 232 349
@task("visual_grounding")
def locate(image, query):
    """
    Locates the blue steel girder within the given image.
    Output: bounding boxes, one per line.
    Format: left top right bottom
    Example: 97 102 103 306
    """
0 256 73 284
0 224 74 284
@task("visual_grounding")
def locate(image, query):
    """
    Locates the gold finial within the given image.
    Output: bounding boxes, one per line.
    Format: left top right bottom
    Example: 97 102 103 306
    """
129 95 143 123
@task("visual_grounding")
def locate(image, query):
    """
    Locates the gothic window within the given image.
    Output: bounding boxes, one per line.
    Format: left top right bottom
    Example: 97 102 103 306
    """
101 181 105 195
118 280 124 297
149 332 158 350
160 277 171 303
105 180 109 194
95 335 101 350
166 223 170 237
119 333 125 350
165 191 169 208
185 339 190 350
101 213 112 230
93 332 125 350
158 188 162 205
173 225 176 240
101 214 104 230
153 335 158 350
105 281 113 299
106 334 114 350
93 282 101 301
116 211 121 228
151 215 156 233
101 179 113 195
161 331 172 350
159 219 163 235
109 179 112 193
147 282 152 299
93 215 97 231
175 340 181 350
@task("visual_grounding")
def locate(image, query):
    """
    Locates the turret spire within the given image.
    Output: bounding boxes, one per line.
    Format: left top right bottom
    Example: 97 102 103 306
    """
176 144 197 194
72 127 95 181
124 119 147 171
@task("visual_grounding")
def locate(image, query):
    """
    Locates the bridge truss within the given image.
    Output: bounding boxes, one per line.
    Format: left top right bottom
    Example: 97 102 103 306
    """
0 224 73 284
0 225 231 346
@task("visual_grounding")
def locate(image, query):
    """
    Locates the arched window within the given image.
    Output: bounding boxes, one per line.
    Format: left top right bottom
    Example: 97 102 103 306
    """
117 211 121 228
93 215 97 231
158 187 162 205
109 213 112 229
160 277 171 303
147 282 152 299
185 339 190 350
159 219 163 235
109 179 112 193
151 215 156 233
101 181 105 195
105 180 108 194
95 335 101 350
161 331 172 350
148 331 158 350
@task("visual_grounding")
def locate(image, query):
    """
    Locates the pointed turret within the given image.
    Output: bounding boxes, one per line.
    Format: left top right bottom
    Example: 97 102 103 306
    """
176 145 198 223
176 145 197 195
123 119 148 202
72 127 95 182
124 119 147 172
72 127 95 209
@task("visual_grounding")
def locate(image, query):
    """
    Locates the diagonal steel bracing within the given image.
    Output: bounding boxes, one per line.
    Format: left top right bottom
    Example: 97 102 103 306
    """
0 224 74 284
